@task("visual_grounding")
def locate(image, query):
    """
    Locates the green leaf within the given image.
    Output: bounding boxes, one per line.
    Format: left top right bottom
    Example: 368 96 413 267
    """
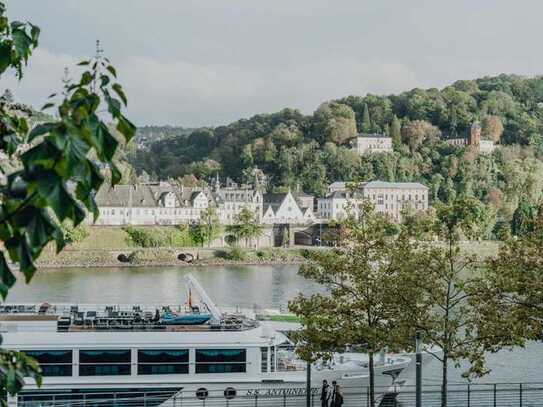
106 65 117 78
80 71 93 86
0 253 16 300
25 210 56 251
100 74 110 87
30 23 40 44
28 123 55 142
110 163 122 185
41 102 54 110
0 42 11 74
112 83 127 106
11 28 32 61
117 115 136 142
35 171 74 221
77 60 90 66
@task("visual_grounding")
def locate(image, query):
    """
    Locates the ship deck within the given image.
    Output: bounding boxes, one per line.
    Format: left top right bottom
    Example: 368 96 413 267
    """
0 303 259 332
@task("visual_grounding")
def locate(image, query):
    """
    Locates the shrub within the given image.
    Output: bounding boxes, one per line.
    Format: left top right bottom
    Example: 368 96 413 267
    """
226 247 247 261
62 223 90 245
124 226 194 248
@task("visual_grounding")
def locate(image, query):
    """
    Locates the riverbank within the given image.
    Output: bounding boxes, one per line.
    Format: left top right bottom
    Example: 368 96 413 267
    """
35 247 309 269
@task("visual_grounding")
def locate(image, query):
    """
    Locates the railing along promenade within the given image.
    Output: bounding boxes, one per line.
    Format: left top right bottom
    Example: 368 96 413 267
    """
16 383 543 406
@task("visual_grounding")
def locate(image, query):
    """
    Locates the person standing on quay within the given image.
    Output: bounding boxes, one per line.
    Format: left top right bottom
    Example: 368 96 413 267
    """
320 380 330 407
331 383 343 407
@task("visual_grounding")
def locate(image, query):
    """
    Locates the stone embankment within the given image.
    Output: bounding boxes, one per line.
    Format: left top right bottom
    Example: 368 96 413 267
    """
35 247 310 269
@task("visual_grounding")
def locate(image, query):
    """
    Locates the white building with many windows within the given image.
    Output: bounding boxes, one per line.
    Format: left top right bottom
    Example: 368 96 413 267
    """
352 134 393 155
90 180 264 226
318 180 429 223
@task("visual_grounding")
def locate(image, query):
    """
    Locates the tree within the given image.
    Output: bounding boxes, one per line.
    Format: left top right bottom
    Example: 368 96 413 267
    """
481 115 503 143
225 207 263 248
480 207 543 343
289 203 414 407
361 103 372 133
0 1 134 398
312 101 357 145
401 120 441 151
199 207 221 247
397 198 509 407
390 115 401 147
510 199 537 237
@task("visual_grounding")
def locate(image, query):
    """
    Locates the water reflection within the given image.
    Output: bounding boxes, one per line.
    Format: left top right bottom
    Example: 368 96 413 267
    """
7 264 322 308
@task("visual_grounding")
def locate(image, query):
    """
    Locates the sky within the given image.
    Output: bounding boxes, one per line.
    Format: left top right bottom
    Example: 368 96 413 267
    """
3 0 543 127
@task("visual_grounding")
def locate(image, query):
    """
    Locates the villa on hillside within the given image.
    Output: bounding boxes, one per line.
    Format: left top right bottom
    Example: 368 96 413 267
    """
352 133 393 155
446 122 496 154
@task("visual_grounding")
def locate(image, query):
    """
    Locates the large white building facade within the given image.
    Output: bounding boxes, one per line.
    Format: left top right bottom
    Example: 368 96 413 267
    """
318 181 429 223
90 181 264 226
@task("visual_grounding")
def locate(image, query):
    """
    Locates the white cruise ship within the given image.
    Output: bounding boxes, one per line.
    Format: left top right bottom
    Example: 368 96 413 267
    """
2 275 411 406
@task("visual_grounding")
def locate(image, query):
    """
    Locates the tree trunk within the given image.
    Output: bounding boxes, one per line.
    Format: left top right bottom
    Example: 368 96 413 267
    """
441 352 448 407
369 351 375 407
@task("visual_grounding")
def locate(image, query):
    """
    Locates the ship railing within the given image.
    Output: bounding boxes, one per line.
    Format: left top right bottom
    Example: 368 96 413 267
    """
16 382 543 407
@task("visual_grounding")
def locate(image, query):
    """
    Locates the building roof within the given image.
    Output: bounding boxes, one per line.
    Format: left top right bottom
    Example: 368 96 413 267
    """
94 183 209 208
263 193 288 212
328 181 346 190
362 181 428 190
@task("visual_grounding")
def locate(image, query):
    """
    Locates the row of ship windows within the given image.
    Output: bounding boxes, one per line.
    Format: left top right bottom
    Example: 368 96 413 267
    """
24 349 246 377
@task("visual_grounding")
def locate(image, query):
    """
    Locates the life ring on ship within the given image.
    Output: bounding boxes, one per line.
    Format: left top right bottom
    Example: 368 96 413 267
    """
224 387 237 399
196 388 209 400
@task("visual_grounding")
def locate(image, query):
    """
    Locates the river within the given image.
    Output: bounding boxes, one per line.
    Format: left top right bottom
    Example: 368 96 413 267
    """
7 264 543 388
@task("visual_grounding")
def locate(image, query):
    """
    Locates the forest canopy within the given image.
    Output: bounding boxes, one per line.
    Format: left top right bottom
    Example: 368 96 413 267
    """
133 74 543 233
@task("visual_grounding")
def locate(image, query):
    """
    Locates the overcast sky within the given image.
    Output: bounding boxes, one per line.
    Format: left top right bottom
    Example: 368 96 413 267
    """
3 0 543 127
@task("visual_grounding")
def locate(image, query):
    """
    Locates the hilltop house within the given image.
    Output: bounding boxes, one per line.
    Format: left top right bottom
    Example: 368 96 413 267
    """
446 122 496 154
352 134 393 155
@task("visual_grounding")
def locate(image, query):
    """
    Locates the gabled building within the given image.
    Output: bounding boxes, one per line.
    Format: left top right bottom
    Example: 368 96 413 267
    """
262 191 308 225
211 176 263 224
91 182 213 226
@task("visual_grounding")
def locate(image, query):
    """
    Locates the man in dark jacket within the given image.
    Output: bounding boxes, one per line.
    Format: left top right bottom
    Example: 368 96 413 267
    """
320 379 330 407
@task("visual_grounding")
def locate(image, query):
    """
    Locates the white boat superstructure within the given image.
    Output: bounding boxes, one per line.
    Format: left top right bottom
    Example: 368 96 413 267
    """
2 275 411 406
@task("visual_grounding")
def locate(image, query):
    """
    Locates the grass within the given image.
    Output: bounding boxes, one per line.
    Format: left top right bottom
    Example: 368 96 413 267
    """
71 227 131 250
258 314 301 323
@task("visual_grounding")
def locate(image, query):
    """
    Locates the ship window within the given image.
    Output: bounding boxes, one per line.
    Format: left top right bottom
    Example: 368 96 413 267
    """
270 346 276 372
195 349 246 374
260 347 268 373
23 350 72 377
79 349 131 376
137 349 189 375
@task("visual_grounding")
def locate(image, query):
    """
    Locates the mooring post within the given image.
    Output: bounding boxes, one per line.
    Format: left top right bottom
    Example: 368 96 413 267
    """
493 383 497 407
520 383 523 407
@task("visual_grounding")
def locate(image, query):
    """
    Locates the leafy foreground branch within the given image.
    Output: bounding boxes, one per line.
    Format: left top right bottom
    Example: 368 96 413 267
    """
0 0 134 400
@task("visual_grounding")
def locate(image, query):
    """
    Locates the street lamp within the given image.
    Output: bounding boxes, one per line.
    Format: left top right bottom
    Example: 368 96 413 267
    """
416 332 423 407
